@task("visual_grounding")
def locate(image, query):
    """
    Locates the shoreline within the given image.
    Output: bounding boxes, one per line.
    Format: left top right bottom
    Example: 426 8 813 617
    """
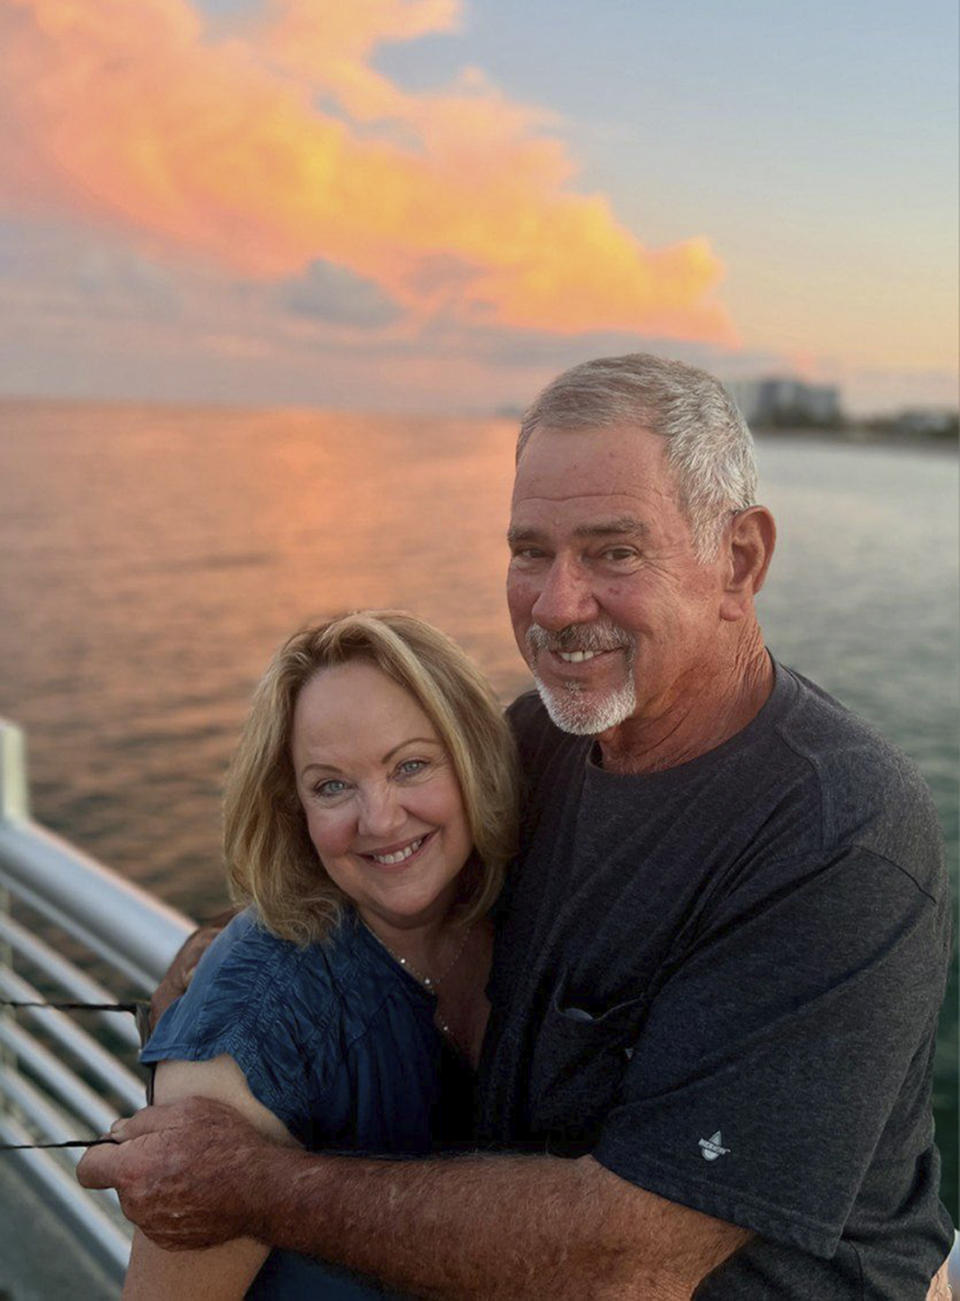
752 426 958 453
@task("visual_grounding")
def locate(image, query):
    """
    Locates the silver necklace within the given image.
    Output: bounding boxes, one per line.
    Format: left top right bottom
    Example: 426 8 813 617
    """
370 920 473 991
364 920 474 1042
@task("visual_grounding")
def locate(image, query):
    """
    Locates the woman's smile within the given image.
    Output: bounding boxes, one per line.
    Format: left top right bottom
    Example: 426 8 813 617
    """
360 831 435 867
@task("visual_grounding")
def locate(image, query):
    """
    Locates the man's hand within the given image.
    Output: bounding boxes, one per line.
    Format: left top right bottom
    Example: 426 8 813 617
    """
149 908 238 1030
928 1254 954 1301
76 1096 288 1250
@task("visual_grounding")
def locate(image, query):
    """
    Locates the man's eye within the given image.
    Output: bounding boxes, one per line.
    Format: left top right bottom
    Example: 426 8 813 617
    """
599 547 639 563
511 547 547 562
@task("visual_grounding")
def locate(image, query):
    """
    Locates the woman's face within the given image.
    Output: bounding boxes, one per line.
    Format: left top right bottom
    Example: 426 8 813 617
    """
291 660 473 941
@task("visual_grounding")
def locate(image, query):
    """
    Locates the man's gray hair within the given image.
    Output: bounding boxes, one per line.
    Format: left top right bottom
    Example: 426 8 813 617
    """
517 354 758 560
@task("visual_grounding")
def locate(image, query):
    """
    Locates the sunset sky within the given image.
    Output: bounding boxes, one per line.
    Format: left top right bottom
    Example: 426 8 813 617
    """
1 0 956 415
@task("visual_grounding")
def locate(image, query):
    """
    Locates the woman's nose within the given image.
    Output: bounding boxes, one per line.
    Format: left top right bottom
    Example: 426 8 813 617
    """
357 784 406 839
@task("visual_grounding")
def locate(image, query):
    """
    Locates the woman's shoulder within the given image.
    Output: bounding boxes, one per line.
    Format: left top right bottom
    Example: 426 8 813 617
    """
142 909 342 1061
141 908 410 1061
141 910 383 1132
199 907 315 988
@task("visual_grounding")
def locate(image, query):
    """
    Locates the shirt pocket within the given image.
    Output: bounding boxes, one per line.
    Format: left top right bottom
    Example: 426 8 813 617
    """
529 978 648 1155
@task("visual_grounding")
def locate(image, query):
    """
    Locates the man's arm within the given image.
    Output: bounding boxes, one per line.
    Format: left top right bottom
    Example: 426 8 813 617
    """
928 1255 953 1301
80 1097 751 1300
149 907 238 1028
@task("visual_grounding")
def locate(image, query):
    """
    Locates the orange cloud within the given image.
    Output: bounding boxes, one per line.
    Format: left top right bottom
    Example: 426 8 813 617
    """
0 0 736 342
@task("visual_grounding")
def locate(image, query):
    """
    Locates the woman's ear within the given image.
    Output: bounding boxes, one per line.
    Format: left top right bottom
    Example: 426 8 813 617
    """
719 506 776 622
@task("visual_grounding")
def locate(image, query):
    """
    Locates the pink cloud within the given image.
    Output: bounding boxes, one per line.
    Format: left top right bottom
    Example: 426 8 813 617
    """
0 0 736 342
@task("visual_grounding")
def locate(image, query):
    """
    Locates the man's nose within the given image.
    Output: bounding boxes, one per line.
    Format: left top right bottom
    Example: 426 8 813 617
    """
357 784 406 839
531 557 600 631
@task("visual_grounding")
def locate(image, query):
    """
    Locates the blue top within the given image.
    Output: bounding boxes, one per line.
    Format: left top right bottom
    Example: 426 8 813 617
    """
143 907 474 1297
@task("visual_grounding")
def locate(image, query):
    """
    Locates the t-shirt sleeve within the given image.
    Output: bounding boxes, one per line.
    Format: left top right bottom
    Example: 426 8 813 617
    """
141 928 332 1140
592 847 950 1258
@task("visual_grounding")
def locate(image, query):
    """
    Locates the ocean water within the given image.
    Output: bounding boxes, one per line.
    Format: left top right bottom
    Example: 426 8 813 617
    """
0 400 956 1213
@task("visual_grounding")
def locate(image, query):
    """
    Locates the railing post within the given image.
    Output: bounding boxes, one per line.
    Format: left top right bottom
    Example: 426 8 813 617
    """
0 721 25 1093
0 719 31 823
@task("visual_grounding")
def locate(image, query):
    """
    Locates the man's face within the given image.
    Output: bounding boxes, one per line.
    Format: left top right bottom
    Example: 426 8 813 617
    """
506 425 729 736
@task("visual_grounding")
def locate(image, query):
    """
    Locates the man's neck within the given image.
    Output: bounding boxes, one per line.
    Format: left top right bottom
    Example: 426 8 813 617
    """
595 633 774 776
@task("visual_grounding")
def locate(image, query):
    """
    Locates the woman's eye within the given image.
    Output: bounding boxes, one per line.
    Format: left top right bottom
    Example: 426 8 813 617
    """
396 758 429 778
314 779 349 799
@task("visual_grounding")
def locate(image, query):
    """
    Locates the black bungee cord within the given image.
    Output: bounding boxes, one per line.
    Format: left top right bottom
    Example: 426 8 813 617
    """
0 997 150 1151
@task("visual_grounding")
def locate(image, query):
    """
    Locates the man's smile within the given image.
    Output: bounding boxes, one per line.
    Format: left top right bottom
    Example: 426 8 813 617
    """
542 645 624 676
526 623 634 684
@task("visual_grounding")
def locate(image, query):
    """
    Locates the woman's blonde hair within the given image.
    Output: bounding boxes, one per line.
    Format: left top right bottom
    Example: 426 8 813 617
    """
223 611 518 945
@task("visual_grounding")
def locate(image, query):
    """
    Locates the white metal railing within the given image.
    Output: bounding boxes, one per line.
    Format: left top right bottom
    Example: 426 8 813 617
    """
0 718 194 1285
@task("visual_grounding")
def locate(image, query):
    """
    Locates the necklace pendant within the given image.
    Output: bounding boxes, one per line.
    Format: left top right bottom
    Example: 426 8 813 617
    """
362 917 473 999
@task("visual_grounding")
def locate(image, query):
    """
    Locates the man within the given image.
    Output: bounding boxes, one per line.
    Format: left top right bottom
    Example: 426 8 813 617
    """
80 354 954 1297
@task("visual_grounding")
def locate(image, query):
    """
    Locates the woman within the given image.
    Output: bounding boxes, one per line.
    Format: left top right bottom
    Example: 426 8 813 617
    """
126 611 518 1299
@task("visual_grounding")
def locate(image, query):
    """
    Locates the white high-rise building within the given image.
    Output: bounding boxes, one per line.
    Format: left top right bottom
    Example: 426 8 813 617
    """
725 378 841 427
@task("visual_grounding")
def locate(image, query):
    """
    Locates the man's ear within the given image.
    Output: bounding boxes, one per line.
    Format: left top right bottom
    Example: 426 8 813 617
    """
719 506 776 622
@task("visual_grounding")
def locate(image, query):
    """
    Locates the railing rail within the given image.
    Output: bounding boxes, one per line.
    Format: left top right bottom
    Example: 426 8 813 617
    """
0 717 194 1285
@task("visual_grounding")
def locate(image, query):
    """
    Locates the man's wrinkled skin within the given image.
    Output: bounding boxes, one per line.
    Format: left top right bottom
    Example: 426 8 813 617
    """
98 1097 278 1250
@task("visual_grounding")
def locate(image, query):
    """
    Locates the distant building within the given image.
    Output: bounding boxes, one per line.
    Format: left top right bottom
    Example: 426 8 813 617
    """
883 408 958 437
725 377 842 428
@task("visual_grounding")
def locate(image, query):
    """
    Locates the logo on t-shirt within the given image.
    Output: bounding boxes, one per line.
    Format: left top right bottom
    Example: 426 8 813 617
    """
698 1131 730 1161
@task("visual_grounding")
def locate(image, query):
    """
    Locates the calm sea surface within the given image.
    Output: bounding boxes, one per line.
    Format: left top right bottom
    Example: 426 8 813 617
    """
0 400 956 1213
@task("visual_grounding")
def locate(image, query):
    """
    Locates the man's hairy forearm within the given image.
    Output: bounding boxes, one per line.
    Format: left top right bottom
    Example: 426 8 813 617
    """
250 1146 749 1300
80 1100 748 1297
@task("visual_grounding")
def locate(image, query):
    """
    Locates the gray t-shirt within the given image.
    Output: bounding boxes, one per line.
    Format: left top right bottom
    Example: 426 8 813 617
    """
478 660 953 1298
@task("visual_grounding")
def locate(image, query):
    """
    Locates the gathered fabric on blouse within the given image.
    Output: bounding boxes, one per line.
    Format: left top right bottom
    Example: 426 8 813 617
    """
142 906 475 1297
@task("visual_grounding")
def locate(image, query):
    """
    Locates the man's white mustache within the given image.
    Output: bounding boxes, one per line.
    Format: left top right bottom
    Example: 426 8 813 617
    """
527 623 634 655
